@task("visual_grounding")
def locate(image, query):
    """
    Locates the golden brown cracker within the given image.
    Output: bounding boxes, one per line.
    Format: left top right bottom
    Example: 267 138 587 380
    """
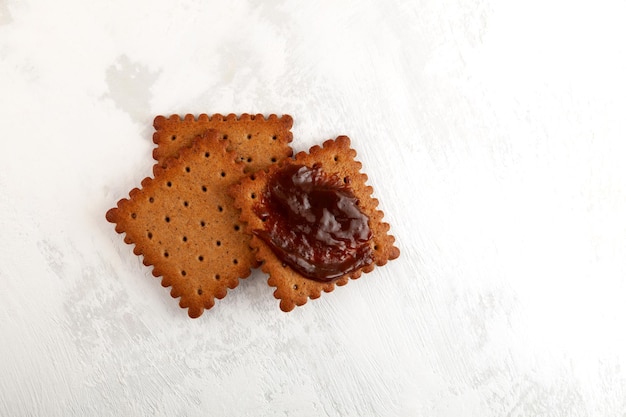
152 113 293 174
231 136 400 312
106 130 257 318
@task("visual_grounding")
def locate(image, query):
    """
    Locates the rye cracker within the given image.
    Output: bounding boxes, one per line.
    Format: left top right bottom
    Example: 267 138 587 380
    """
152 113 293 174
231 136 400 312
106 130 257 318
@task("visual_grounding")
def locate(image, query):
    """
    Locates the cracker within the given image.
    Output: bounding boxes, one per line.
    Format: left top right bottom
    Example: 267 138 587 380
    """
106 130 257 318
152 113 293 174
231 136 400 312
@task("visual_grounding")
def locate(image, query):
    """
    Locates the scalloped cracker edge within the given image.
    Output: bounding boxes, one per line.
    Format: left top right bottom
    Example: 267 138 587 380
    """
231 136 400 312
153 113 294 174
106 130 258 318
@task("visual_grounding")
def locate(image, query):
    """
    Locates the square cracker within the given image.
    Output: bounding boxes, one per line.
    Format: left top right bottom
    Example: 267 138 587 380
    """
106 130 257 318
231 136 400 312
153 113 293 174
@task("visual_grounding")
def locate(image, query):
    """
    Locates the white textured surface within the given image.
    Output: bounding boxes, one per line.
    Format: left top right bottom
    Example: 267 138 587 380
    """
1 0 626 415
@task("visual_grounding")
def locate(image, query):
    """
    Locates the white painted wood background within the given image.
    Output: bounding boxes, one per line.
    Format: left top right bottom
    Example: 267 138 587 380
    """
1 0 625 415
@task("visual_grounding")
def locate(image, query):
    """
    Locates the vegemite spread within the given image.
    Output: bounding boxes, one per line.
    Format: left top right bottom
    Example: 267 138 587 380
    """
253 163 373 282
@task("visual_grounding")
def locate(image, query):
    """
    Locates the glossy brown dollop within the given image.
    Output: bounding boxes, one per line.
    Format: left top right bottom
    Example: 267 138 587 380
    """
253 163 373 282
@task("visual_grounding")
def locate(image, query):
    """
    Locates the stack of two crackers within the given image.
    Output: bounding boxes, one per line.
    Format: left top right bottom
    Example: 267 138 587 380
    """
106 114 399 317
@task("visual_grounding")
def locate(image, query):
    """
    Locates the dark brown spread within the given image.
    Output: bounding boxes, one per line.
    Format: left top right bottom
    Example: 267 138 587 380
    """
253 163 373 282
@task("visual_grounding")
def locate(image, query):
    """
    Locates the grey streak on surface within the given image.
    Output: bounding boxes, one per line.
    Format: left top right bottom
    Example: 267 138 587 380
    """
104 55 160 123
